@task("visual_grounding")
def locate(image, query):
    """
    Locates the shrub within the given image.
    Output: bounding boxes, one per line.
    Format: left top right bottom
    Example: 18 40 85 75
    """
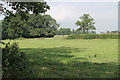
2 42 29 78
66 34 119 39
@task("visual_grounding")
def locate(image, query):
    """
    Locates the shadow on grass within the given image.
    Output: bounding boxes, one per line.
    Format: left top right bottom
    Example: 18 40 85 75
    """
21 47 118 78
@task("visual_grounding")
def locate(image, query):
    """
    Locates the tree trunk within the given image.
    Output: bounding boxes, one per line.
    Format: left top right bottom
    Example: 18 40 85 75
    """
83 27 85 34
87 29 89 34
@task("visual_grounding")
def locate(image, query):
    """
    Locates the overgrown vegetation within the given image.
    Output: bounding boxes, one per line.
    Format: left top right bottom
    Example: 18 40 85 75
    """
66 34 119 39
2 42 29 78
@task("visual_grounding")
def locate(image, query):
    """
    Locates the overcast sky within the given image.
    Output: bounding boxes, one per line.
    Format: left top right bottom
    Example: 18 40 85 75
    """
46 2 118 33
0 0 118 33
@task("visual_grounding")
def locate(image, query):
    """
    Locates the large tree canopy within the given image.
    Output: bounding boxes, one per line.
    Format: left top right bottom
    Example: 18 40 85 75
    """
2 14 59 39
2 14 27 39
1 1 60 39
75 14 96 34
27 14 59 29
1 1 50 21
24 14 59 38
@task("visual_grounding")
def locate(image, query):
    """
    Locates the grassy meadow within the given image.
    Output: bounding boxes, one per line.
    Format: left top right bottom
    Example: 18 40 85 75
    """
3 36 118 78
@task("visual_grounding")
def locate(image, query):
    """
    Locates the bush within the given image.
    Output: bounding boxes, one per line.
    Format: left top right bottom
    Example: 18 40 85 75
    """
66 34 119 39
2 42 29 78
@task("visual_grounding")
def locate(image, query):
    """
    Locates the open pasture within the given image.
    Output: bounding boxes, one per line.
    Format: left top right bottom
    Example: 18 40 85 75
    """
4 38 118 78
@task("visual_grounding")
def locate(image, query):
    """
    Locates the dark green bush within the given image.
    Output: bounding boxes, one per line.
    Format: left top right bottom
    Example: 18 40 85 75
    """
2 42 29 78
66 34 119 39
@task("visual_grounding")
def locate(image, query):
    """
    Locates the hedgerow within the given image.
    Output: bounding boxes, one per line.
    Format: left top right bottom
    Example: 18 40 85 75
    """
66 34 119 39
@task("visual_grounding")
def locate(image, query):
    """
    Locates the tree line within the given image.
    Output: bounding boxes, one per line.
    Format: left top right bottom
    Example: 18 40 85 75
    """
2 13 97 39
106 30 120 33
55 28 96 35
1 1 96 40
2 14 59 40
2 12 119 39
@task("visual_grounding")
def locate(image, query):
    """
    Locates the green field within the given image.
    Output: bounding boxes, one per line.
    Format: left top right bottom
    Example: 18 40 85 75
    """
4 37 118 78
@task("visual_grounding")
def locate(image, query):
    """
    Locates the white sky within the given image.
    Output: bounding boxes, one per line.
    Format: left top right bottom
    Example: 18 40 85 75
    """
45 0 119 2
46 1 118 33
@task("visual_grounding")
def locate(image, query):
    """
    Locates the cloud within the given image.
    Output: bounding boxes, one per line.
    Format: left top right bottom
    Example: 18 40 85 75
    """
47 5 79 22
46 2 118 33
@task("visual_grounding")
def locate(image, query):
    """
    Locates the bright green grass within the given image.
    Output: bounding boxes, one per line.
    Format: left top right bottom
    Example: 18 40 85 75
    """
3 38 118 78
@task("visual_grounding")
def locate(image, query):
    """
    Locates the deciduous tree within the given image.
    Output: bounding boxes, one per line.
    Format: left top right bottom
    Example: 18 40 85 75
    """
75 14 96 34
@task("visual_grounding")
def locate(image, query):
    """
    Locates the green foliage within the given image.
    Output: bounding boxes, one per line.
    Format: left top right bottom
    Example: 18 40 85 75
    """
75 14 96 34
27 14 59 29
66 34 119 39
71 29 81 35
107 30 120 33
55 28 71 35
1 1 53 40
71 29 96 35
55 28 96 35
2 15 27 39
2 42 29 78
24 14 59 38
1 2 50 21
0 20 2 40
98 34 119 39
2 14 59 39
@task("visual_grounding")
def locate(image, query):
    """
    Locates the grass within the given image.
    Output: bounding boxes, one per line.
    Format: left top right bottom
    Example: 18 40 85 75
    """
3 37 118 78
